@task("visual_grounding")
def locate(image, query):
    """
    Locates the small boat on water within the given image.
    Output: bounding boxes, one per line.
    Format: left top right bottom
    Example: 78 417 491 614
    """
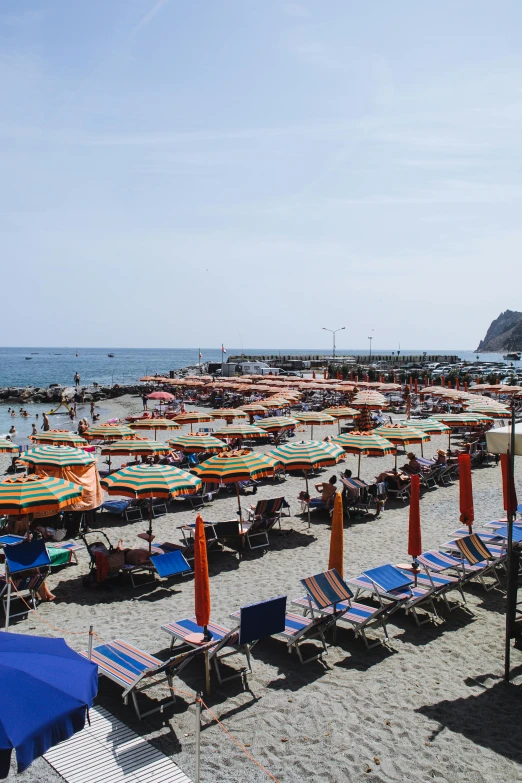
108 353 115 358
503 352 521 361
25 357 32 360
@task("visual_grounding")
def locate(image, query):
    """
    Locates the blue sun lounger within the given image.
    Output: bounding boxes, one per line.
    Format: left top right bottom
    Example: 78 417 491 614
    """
347 564 438 626
123 549 192 588
1 538 51 630
83 638 212 719
162 595 287 687
291 568 394 649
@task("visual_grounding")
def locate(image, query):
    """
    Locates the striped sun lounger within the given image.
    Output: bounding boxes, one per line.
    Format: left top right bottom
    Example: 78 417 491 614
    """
450 534 504 591
396 566 465 611
163 596 287 688
347 564 439 626
83 638 211 719
292 568 394 649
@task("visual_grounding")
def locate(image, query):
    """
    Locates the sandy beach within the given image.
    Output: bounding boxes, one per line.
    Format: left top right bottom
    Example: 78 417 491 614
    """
2 393 521 783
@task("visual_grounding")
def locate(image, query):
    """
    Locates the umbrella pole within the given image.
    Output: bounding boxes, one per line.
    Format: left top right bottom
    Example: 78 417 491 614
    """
358 451 361 478
421 441 424 457
305 470 311 529
148 497 153 554
395 450 398 470
235 482 242 521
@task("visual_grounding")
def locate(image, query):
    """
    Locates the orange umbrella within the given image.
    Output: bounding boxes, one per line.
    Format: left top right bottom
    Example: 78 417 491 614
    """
458 453 474 532
500 453 518 515
328 492 344 577
194 512 211 694
408 474 422 573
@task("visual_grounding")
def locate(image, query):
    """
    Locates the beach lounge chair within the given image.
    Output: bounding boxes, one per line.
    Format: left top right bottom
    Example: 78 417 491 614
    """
291 569 393 649
416 549 487 593
244 497 289 547
385 476 411 503
162 595 287 687
0 538 51 629
83 639 211 719
395 565 466 612
451 534 504 591
347 564 438 626
123 548 192 588
100 498 143 521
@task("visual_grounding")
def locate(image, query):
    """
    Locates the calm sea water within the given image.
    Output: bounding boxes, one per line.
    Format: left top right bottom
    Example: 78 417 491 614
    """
0 347 515 390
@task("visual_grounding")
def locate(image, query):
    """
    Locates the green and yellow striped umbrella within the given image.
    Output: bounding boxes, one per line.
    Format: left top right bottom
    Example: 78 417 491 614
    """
331 431 395 476
431 413 494 427
294 411 336 439
17 445 95 467
373 424 430 465
213 424 266 439
100 440 171 457
128 418 181 440
84 424 136 441
192 449 282 482
403 419 451 435
30 430 88 447
0 439 18 454
101 464 201 499
209 409 248 422
268 440 345 527
0 474 84 516
174 412 214 424
260 398 291 408
168 434 227 453
463 403 510 419
239 404 268 414
322 406 358 433
256 416 300 432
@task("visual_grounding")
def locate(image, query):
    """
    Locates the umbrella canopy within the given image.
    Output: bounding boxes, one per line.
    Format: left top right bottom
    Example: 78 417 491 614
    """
256 416 300 432
17 445 95 467
0 475 84 516
101 464 201 499
147 391 175 401
373 424 430 446
268 440 345 472
0 632 97 778
294 412 336 425
402 419 451 435
408 474 422 564
431 413 494 427
168 434 227 453
100 439 171 456
458 453 474 532
464 403 510 419
328 492 344 577
84 424 136 441
129 418 181 440
322 407 358 419
239 403 269 414
209 409 248 422
213 424 266 439
173 412 214 424
192 449 281 483
30 431 88 447
331 431 395 476
0 440 18 454
351 392 388 409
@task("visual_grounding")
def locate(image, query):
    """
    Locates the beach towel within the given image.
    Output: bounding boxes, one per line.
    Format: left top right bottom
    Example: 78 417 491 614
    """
36 464 103 511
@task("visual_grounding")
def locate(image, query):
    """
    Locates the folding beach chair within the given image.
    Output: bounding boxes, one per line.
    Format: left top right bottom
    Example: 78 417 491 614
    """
291 569 393 649
125 549 192 588
385 477 411 503
348 564 438 626
100 498 143 521
162 595 287 688
83 638 212 719
229 593 338 664
1 538 51 629
452 534 503 591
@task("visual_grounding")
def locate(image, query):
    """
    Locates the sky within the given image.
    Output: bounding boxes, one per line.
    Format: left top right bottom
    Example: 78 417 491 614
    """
2 0 522 350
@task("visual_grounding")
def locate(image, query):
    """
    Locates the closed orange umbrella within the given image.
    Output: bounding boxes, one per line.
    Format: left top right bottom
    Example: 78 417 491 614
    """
194 512 211 694
458 453 474 532
408 474 422 569
328 492 344 577
500 453 518 515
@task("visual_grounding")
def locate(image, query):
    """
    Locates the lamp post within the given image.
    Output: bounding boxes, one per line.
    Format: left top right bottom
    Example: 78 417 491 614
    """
368 336 373 362
322 326 345 360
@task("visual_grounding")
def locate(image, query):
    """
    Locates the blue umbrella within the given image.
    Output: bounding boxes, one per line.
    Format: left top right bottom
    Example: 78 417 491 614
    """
0 632 97 777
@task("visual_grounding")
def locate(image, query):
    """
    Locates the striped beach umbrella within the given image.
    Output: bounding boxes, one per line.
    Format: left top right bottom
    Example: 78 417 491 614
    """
209 409 248 423
102 464 201 553
403 419 451 435
17 445 95 467
173 412 214 433
83 424 136 442
463 403 510 419
192 450 283 518
129 418 181 440
0 439 18 454
239 404 268 414
268 440 345 527
431 413 494 426
30 431 88 447
294 411 336 439
256 416 300 432
213 424 266 440
331 431 395 476
0 474 84 516
374 424 430 465
322 406 358 433
168 434 227 453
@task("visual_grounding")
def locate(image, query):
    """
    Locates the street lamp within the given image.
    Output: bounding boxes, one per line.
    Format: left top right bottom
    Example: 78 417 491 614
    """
322 326 345 360
368 336 373 362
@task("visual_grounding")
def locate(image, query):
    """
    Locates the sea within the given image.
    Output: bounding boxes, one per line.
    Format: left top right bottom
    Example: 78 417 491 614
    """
0 346 517 443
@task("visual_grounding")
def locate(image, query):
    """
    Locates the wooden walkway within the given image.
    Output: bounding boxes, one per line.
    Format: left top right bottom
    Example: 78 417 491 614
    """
44 706 192 783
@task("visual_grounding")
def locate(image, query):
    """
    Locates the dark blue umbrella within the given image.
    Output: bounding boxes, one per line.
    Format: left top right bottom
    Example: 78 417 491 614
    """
0 632 97 778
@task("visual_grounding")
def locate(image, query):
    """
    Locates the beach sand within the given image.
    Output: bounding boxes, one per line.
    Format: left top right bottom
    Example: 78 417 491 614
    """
2 394 522 783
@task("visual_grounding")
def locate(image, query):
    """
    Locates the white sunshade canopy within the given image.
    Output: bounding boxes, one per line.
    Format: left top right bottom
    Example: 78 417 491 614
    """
486 423 522 456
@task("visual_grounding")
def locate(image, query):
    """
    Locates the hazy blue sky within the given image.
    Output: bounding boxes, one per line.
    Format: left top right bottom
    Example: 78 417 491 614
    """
2 1 521 350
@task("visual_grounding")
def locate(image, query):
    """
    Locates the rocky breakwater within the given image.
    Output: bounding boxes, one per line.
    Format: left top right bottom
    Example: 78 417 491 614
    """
0 383 147 403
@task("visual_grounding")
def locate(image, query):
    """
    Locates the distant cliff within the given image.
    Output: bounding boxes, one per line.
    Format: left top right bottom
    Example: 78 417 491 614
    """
477 310 522 352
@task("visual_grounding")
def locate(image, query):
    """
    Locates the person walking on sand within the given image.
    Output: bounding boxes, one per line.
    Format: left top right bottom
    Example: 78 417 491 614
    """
142 394 148 411
74 371 80 388
42 412 50 431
